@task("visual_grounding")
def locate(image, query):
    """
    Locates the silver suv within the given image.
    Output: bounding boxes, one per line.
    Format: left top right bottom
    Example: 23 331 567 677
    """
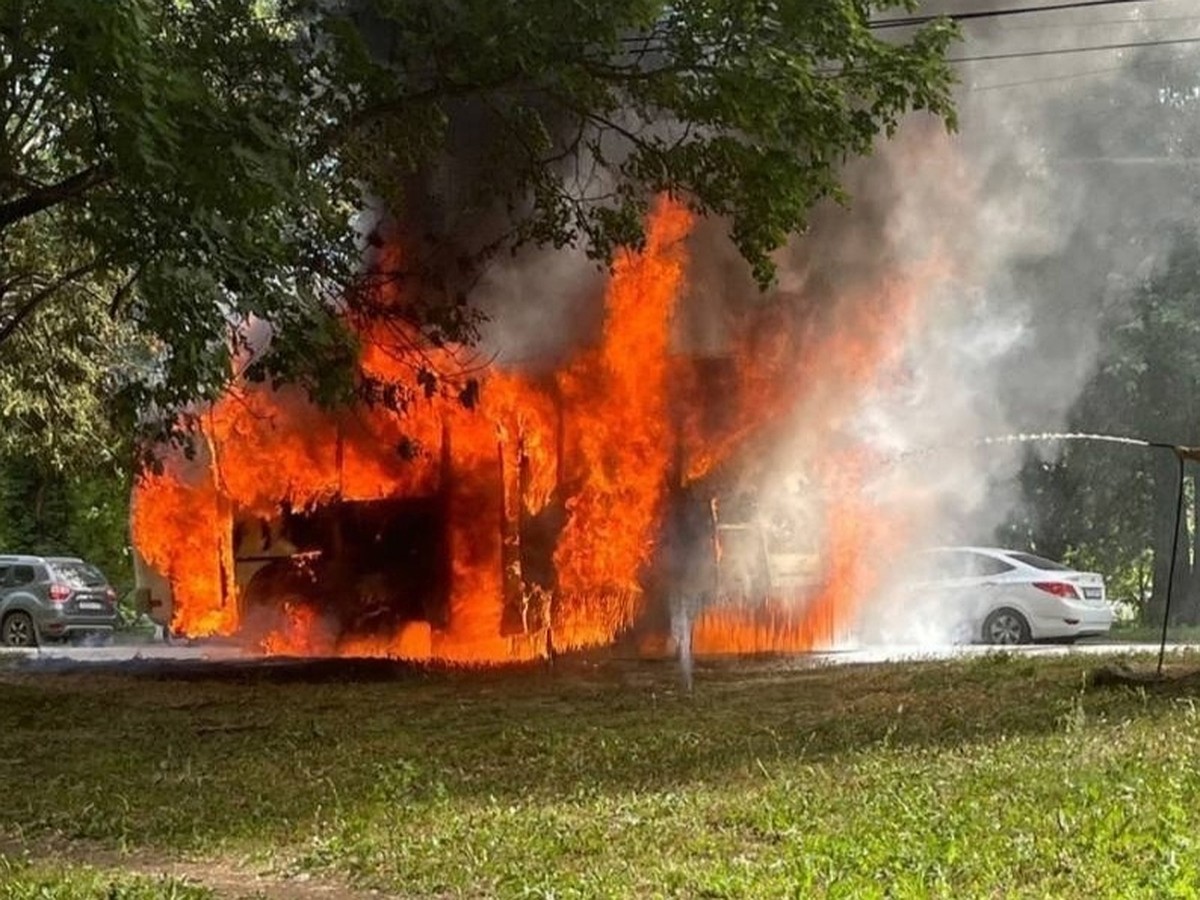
0 555 119 647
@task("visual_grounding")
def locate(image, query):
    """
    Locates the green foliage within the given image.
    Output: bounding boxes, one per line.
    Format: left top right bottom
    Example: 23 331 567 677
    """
1065 545 1152 619
2 0 362 445
338 0 959 280
1 0 958 448
0 236 143 469
0 456 132 586
0 1 958 577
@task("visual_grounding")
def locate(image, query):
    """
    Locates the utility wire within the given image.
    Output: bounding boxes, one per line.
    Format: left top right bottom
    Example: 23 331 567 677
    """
967 51 1189 90
969 63 1128 89
873 0 1163 30
818 34 1200 76
991 13 1200 30
949 34 1200 63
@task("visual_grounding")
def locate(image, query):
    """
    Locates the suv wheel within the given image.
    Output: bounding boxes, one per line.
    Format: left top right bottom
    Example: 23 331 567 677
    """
2 611 37 648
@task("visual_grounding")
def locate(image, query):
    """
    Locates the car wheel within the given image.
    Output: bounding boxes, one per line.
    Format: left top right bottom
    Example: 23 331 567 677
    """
982 608 1031 646
1 611 38 648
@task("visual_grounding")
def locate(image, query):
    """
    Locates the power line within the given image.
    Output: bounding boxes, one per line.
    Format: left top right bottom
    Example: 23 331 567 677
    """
968 63 1128 89
818 33 1200 78
992 13 1200 31
948 34 1200 63
873 0 1163 30
966 48 1196 90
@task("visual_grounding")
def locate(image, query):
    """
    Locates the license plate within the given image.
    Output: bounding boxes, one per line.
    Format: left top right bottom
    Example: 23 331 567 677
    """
77 601 103 611
1083 588 1102 600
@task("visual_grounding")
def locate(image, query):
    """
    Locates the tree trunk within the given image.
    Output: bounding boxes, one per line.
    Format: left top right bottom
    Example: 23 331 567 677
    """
1148 458 1181 627
1138 557 1151 619
1183 473 1200 625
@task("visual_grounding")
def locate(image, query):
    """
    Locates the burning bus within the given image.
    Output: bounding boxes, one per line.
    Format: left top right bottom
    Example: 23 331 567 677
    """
131 200 907 661
131 365 825 660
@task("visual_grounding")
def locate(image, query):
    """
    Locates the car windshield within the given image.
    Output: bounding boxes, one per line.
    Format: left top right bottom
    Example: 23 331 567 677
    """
1007 552 1072 572
50 561 107 587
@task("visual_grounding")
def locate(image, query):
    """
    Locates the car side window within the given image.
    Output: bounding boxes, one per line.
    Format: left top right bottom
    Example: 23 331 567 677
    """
923 552 1014 579
928 552 973 578
970 555 1015 577
10 565 36 586
0 565 11 587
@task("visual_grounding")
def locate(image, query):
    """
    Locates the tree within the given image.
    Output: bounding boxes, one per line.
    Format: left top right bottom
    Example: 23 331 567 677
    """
1 0 958 452
0 213 147 464
2 0 364 454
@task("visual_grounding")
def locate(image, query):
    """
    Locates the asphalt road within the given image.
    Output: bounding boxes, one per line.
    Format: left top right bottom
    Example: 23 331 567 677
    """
811 640 1200 665
0 638 1195 669
0 639 246 665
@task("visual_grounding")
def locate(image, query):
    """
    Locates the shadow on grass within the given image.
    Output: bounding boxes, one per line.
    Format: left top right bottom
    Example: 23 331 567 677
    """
0 649 1196 851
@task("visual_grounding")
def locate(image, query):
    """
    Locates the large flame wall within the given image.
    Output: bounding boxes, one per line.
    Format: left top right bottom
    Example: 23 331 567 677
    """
131 198 929 662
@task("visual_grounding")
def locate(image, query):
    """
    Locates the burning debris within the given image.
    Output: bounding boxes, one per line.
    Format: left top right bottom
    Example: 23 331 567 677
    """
131 187 937 664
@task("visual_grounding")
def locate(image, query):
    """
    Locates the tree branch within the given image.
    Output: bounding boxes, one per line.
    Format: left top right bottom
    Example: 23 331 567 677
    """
4 61 55 148
108 264 143 317
0 163 113 231
0 257 106 345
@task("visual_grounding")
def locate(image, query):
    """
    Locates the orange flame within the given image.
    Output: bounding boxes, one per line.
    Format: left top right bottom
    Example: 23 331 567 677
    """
692 453 905 654
553 200 693 646
131 463 237 637
259 602 333 656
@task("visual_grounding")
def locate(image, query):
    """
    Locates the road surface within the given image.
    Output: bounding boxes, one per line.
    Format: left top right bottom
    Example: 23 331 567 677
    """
0 638 1196 670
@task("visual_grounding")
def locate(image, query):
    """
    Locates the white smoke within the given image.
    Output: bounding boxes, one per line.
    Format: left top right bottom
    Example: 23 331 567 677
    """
830 1 1200 645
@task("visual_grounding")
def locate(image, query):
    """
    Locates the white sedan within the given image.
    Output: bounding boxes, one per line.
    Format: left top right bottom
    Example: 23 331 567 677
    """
908 546 1114 645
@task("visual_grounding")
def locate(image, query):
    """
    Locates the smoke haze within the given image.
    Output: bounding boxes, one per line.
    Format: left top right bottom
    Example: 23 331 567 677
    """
818 1 1200 644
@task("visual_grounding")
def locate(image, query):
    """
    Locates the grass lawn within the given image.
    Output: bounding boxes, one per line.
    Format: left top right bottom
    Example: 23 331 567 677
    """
3 650 1200 898
0 858 208 900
